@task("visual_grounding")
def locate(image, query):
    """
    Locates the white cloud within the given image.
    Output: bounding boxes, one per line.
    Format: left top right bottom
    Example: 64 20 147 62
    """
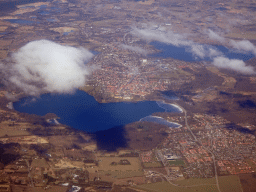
230 40 256 55
213 56 255 74
206 30 256 56
131 27 222 59
1 40 94 95
189 44 206 59
188 45 223 59
208 47 223 57
207 29 225 42
132 27 255 74
131 27 190 47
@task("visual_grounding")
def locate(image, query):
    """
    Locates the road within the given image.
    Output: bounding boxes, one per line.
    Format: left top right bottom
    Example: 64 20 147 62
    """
25 159 34 188
178 104 222 192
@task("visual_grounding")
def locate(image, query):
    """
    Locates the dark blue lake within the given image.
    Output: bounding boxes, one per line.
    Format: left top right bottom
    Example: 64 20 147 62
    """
150 41 255 61
13 90 181 133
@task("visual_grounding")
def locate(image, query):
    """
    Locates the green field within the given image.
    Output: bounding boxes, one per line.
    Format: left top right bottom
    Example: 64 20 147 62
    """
168 160 185 166
135 176 243 192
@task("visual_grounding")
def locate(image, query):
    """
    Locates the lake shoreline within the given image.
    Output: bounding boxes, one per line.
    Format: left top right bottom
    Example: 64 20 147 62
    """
141 115 183 128
13 90 183 133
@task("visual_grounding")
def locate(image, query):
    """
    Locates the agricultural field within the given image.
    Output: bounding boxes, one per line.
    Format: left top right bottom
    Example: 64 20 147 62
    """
174 177 216 186
98 157 142 172
54 159 85 169
31 158 49 168
99 170 144 179
135 176 242 192
218 175 242 192
136 181 218 192
168 160 185 166
11 185 68 192
93 157 143 179
239 173 256 192
0 121 32 137
143 161 163 168
225 31 256 40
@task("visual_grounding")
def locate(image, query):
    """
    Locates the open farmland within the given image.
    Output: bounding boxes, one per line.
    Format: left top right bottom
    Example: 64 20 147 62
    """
135 176 242 192
218 175 242 192
143 161 163 168
0 121 32 137
174 177 216 186
97 157 144 179
11 185 68 192
239 173 256 192
168 160 185 166
136 181 218 192
100 170 144 179
98 157 142 171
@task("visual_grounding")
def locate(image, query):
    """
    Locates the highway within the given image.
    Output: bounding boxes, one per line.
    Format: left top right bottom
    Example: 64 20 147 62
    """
25 159 34 188
178 104 222 192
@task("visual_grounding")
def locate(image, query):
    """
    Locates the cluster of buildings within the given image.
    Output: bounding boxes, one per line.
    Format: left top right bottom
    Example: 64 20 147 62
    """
217 160 254 175
195 126 256 175
158 113 256 178
140 151 153 163
1 103 256 190
137 113 256 180
92 65 169 99
89 50 196 100
180 144 212 164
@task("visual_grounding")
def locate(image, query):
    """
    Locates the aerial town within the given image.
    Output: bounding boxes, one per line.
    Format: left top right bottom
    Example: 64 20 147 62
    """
0 0 256 192
1 103 256 192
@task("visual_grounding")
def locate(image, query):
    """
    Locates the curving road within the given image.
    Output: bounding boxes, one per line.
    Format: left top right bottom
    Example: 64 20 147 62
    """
177 104 222 192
